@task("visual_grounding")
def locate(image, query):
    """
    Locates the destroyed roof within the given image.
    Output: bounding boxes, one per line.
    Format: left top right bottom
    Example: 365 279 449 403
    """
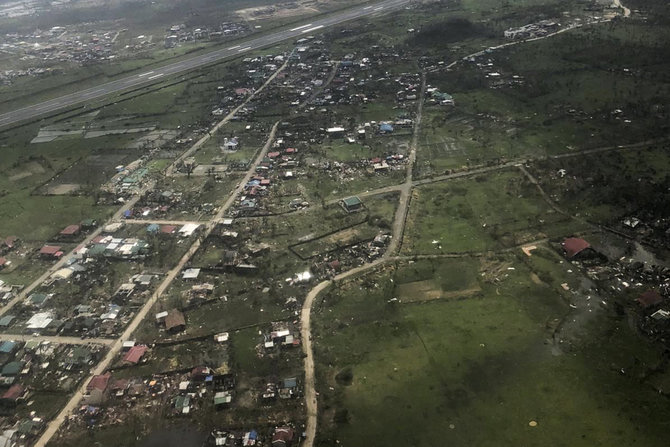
272 427 294 446
165 309 186 330
637 290 663 308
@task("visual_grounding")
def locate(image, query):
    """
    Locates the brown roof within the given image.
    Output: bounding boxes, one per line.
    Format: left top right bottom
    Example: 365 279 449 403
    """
272 427 294 447
87 372 111 392
160 225 177 234
1 384 24 401
122 345 148 364
4 236 18 248
562 237 590 258
39 245 62 255
0 257 7 267
60 224 81 235
165 309 186 331
110 378 130 391
637 290 663 308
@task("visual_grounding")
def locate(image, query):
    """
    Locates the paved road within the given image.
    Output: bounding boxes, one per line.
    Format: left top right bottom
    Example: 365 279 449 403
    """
0 0 410 129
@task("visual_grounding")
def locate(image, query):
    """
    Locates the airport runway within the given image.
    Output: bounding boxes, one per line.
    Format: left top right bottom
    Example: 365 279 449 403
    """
0 0 410 129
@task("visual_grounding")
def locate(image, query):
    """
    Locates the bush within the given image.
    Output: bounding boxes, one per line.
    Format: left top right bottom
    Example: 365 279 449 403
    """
335 366 354 386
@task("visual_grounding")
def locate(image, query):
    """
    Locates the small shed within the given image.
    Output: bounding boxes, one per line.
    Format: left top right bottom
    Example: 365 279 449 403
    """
341 196 363 213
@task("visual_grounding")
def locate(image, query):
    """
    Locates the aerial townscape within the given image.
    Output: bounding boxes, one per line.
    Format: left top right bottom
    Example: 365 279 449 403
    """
0 0 669 446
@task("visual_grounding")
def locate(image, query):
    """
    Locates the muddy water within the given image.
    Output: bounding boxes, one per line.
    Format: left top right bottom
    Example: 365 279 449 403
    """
592 233 668 267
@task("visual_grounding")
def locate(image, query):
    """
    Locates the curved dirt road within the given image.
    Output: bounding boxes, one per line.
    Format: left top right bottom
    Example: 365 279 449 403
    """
299 73 425 447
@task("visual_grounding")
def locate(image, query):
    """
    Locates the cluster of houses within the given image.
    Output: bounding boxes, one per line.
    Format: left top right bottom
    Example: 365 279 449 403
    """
164 21 249 48
231 142 301 217
560 236 670 327
209 425 297 447
0 236 20 275
0 339 106 444
504 20 560 39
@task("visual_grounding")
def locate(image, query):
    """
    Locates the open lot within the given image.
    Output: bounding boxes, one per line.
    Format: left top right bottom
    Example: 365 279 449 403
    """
312 255 670 446
402 170 584 254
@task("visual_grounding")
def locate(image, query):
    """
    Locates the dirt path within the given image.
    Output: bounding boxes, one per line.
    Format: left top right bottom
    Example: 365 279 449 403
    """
122 219 207 226
299 73 426 447
0 334 113 346
165 61 288 177
441 0 630 72
34 122 279 447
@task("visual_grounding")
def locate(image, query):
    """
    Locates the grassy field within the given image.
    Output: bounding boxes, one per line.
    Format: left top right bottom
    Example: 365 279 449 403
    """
312 255 670 446
402 169 586 254
413 5 670 178
530 144 670 225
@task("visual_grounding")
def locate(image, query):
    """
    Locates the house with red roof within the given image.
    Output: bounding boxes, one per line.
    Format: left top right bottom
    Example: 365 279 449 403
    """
2 236 18 253
39 245 63 259
161 225 177 235
271 427 294 447
0 384 26 406
637 290 663 309
60 224 81 237
561 237 591 259
122 345 148 364
84 372 111 405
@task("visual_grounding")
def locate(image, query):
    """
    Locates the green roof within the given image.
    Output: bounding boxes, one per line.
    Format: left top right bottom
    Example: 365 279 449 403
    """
18 419 40 434
343 196 362 207
2 361 23 376
29 293 48 305
87 244 107 256
0 315 15 327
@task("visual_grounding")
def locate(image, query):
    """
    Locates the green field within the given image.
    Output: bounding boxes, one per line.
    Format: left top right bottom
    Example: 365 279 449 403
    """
403 170 585 254
312 256 670 447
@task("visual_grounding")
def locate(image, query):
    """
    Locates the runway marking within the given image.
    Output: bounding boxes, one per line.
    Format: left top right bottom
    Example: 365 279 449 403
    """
302 25 324 33
238 46 251 52
147 73 164 80
290 23 312 31
374 6 383 10
137 71 154 77
227 45 240 50
364 5 373 9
